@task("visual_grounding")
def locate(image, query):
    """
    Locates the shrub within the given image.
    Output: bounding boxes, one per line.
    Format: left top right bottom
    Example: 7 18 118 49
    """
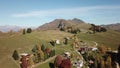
12 50 19 60
41 44 46 52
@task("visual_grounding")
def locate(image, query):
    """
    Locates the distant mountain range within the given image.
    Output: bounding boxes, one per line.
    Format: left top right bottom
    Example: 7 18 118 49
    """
102 23 120 32
0 18 120 32
0 25 38 33
38 18 120 32
37 18 91 30
0 25 22 33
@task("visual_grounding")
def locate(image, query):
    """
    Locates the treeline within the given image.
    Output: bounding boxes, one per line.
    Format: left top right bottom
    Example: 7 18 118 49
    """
89 24 107 34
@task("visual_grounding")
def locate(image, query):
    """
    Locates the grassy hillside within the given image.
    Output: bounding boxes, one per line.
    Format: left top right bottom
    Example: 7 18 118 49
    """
35 30 120 68
77 30 120 49
0 30 72 68
0 29 120 68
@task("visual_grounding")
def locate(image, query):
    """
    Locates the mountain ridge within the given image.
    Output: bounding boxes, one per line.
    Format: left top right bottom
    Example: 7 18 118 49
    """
101 23 120 32
0 25 22 32
37 18 90 30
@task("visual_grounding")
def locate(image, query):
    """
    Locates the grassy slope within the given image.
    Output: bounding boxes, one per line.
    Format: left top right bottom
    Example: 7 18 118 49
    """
36 30 120 68
0 30 120 68
77 30 120 49
0 30 72 68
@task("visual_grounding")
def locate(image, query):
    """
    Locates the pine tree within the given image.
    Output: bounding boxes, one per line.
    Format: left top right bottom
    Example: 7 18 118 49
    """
23 29 26 35
41 44 45 52
12 50 19 60
44 53 49 61
32 45 37 52
64 37 68 45
27 28 32 33
50 50 55 57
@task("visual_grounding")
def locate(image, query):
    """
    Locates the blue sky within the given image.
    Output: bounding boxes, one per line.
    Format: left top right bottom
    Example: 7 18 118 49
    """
0 0 120 27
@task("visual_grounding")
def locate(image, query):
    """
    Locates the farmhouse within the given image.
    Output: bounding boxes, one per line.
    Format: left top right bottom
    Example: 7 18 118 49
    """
63 52 71 58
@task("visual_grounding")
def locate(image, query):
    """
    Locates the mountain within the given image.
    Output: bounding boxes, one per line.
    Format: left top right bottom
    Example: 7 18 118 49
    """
102 23 120 32
0 25 22 32
37 18 91 30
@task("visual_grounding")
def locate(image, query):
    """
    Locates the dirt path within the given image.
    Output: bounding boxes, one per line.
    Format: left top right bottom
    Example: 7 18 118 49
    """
34 55 56 68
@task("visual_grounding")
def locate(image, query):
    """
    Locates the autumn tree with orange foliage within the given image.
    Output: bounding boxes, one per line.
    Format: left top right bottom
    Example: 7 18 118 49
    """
98 44 107 54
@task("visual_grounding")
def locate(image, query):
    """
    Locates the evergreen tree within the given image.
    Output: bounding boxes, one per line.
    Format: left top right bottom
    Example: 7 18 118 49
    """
27 28 32 33
23 29 26 35
44 53 49 61
41 44 45 52
12 50 19 60
50 50 55 57
64 37 68 45
32 45 37 52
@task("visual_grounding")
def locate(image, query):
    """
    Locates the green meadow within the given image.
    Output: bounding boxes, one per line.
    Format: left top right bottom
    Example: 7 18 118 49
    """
0 30 120 68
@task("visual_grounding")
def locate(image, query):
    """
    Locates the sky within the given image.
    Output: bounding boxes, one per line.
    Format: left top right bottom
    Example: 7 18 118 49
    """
0 0 120 27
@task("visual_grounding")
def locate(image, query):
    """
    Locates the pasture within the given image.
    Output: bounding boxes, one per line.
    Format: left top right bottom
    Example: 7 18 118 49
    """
0 30 120 68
